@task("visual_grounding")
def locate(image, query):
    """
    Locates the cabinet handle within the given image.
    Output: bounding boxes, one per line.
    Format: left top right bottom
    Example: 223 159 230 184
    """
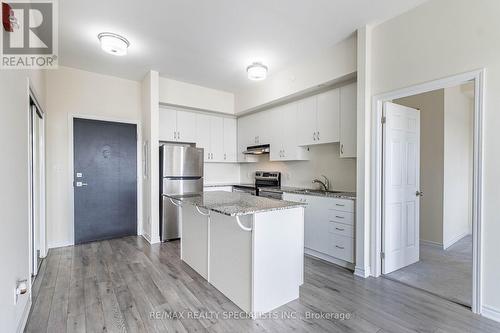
335 227 345 231
335 203 345 207
341 144 344 154
224 153 226 160
174 131 176 139
313 132 316 141
335 245 345 249
178 131 180 140
335 215 344 219
317 131 320 141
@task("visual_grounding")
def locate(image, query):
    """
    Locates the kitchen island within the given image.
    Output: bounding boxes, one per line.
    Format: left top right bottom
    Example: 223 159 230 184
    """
165 191 305 316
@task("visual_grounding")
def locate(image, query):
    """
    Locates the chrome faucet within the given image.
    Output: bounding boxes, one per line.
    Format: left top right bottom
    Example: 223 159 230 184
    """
312 175 330 191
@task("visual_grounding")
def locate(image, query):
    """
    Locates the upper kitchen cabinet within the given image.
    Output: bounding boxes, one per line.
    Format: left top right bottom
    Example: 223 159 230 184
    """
159 108 177 141
237 113 259 163
297 89 340 146
159 108 197 143
223 118 237 162
339 82 357 158
269 104 309 161
317 88 340 144
196 114 237 163
297 96 318 146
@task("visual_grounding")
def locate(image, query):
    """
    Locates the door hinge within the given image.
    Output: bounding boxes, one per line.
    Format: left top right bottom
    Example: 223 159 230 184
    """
381 116 386 124
381 252 385 259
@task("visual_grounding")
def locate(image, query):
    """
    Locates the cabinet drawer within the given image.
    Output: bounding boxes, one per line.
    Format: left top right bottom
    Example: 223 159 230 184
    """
328 210 354 225
328 234 354 263
329 222 354 238
328 198 354 212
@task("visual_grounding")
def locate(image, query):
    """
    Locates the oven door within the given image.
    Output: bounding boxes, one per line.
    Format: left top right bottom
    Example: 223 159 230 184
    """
232 186 256 196
258 190 283 200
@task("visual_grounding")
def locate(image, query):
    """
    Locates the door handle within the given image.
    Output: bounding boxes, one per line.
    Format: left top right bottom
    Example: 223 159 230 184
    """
416 191 424 197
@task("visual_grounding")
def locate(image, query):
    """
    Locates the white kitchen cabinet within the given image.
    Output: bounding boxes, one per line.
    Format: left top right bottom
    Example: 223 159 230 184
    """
296 89 340 146
283 192 355 265
196 114 237 163
159 108 177 141
339 82 357 158
297 96 318 146
210 116 224 162
223 118 237 162
159 108 197 143
237 114 258 163
176 110 197 143
196 114 211 161
317 88 340 144
269 104 309 161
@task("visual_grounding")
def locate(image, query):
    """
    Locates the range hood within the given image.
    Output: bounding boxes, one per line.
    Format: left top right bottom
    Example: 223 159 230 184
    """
242 144 270 155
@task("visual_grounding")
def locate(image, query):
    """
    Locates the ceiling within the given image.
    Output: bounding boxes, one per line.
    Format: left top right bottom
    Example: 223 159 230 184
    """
59 0 428 93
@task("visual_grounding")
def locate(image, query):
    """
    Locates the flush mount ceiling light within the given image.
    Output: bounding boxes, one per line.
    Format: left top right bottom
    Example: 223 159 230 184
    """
247 62 268 81
97 32 130 56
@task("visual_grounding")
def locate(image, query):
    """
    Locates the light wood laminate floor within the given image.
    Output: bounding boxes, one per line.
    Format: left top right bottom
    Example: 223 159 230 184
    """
385 235 472 307
25 236 500 333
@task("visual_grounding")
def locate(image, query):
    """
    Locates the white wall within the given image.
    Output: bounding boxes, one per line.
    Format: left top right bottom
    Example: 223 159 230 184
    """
369 0 500 315
141 71 160 243
395 89 445 245
235 35 357 113
0 69 45 333
45 66 142 248
443 84 474 248
159 77 235 114
204 163 241 185
240 143 356 191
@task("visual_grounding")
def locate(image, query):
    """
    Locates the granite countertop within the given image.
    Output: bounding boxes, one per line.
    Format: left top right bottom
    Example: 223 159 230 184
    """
164 191 305 216
258 186 356 200
203 183 253 188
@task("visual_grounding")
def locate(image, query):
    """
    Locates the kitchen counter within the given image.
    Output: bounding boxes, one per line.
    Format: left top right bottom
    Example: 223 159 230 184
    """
171 190 305 315
203 183 253 187
259 186 356 200
165 191 304 216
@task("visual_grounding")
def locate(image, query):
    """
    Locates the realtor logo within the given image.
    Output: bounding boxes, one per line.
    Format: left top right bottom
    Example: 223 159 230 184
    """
1 0 58 69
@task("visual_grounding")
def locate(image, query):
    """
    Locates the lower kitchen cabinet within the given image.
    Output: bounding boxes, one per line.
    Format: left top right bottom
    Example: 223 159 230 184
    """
283 192 355 267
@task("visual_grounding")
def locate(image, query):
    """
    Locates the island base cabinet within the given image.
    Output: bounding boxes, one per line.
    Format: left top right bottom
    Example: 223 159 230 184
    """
209 208 304 315
180 205 209 279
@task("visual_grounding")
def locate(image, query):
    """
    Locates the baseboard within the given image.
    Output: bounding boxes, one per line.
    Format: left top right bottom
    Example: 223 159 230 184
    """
444 231 471 250
482 305 500 323
17 297 32 333
420 239 443 248
141 233 152 243
47 239 73 249
354 266 371 278
304 248 355 271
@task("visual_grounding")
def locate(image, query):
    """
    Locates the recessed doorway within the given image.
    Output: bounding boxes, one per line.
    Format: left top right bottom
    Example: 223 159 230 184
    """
371 70 484 314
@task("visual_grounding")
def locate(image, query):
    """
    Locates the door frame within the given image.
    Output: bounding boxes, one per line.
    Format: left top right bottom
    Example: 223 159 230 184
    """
370 69 485 314
68 114 142 245
28 81 47 281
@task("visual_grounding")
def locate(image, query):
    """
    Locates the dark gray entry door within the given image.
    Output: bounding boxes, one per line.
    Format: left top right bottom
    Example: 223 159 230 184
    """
74 118 137 244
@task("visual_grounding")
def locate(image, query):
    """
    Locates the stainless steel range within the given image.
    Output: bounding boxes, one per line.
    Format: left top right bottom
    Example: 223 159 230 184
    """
232 171 281 198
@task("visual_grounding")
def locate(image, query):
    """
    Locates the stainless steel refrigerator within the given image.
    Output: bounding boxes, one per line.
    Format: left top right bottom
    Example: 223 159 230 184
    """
160 145 204 241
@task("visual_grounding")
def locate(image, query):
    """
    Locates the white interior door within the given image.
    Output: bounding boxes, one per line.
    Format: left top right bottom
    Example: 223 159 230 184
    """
382 102 420 274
